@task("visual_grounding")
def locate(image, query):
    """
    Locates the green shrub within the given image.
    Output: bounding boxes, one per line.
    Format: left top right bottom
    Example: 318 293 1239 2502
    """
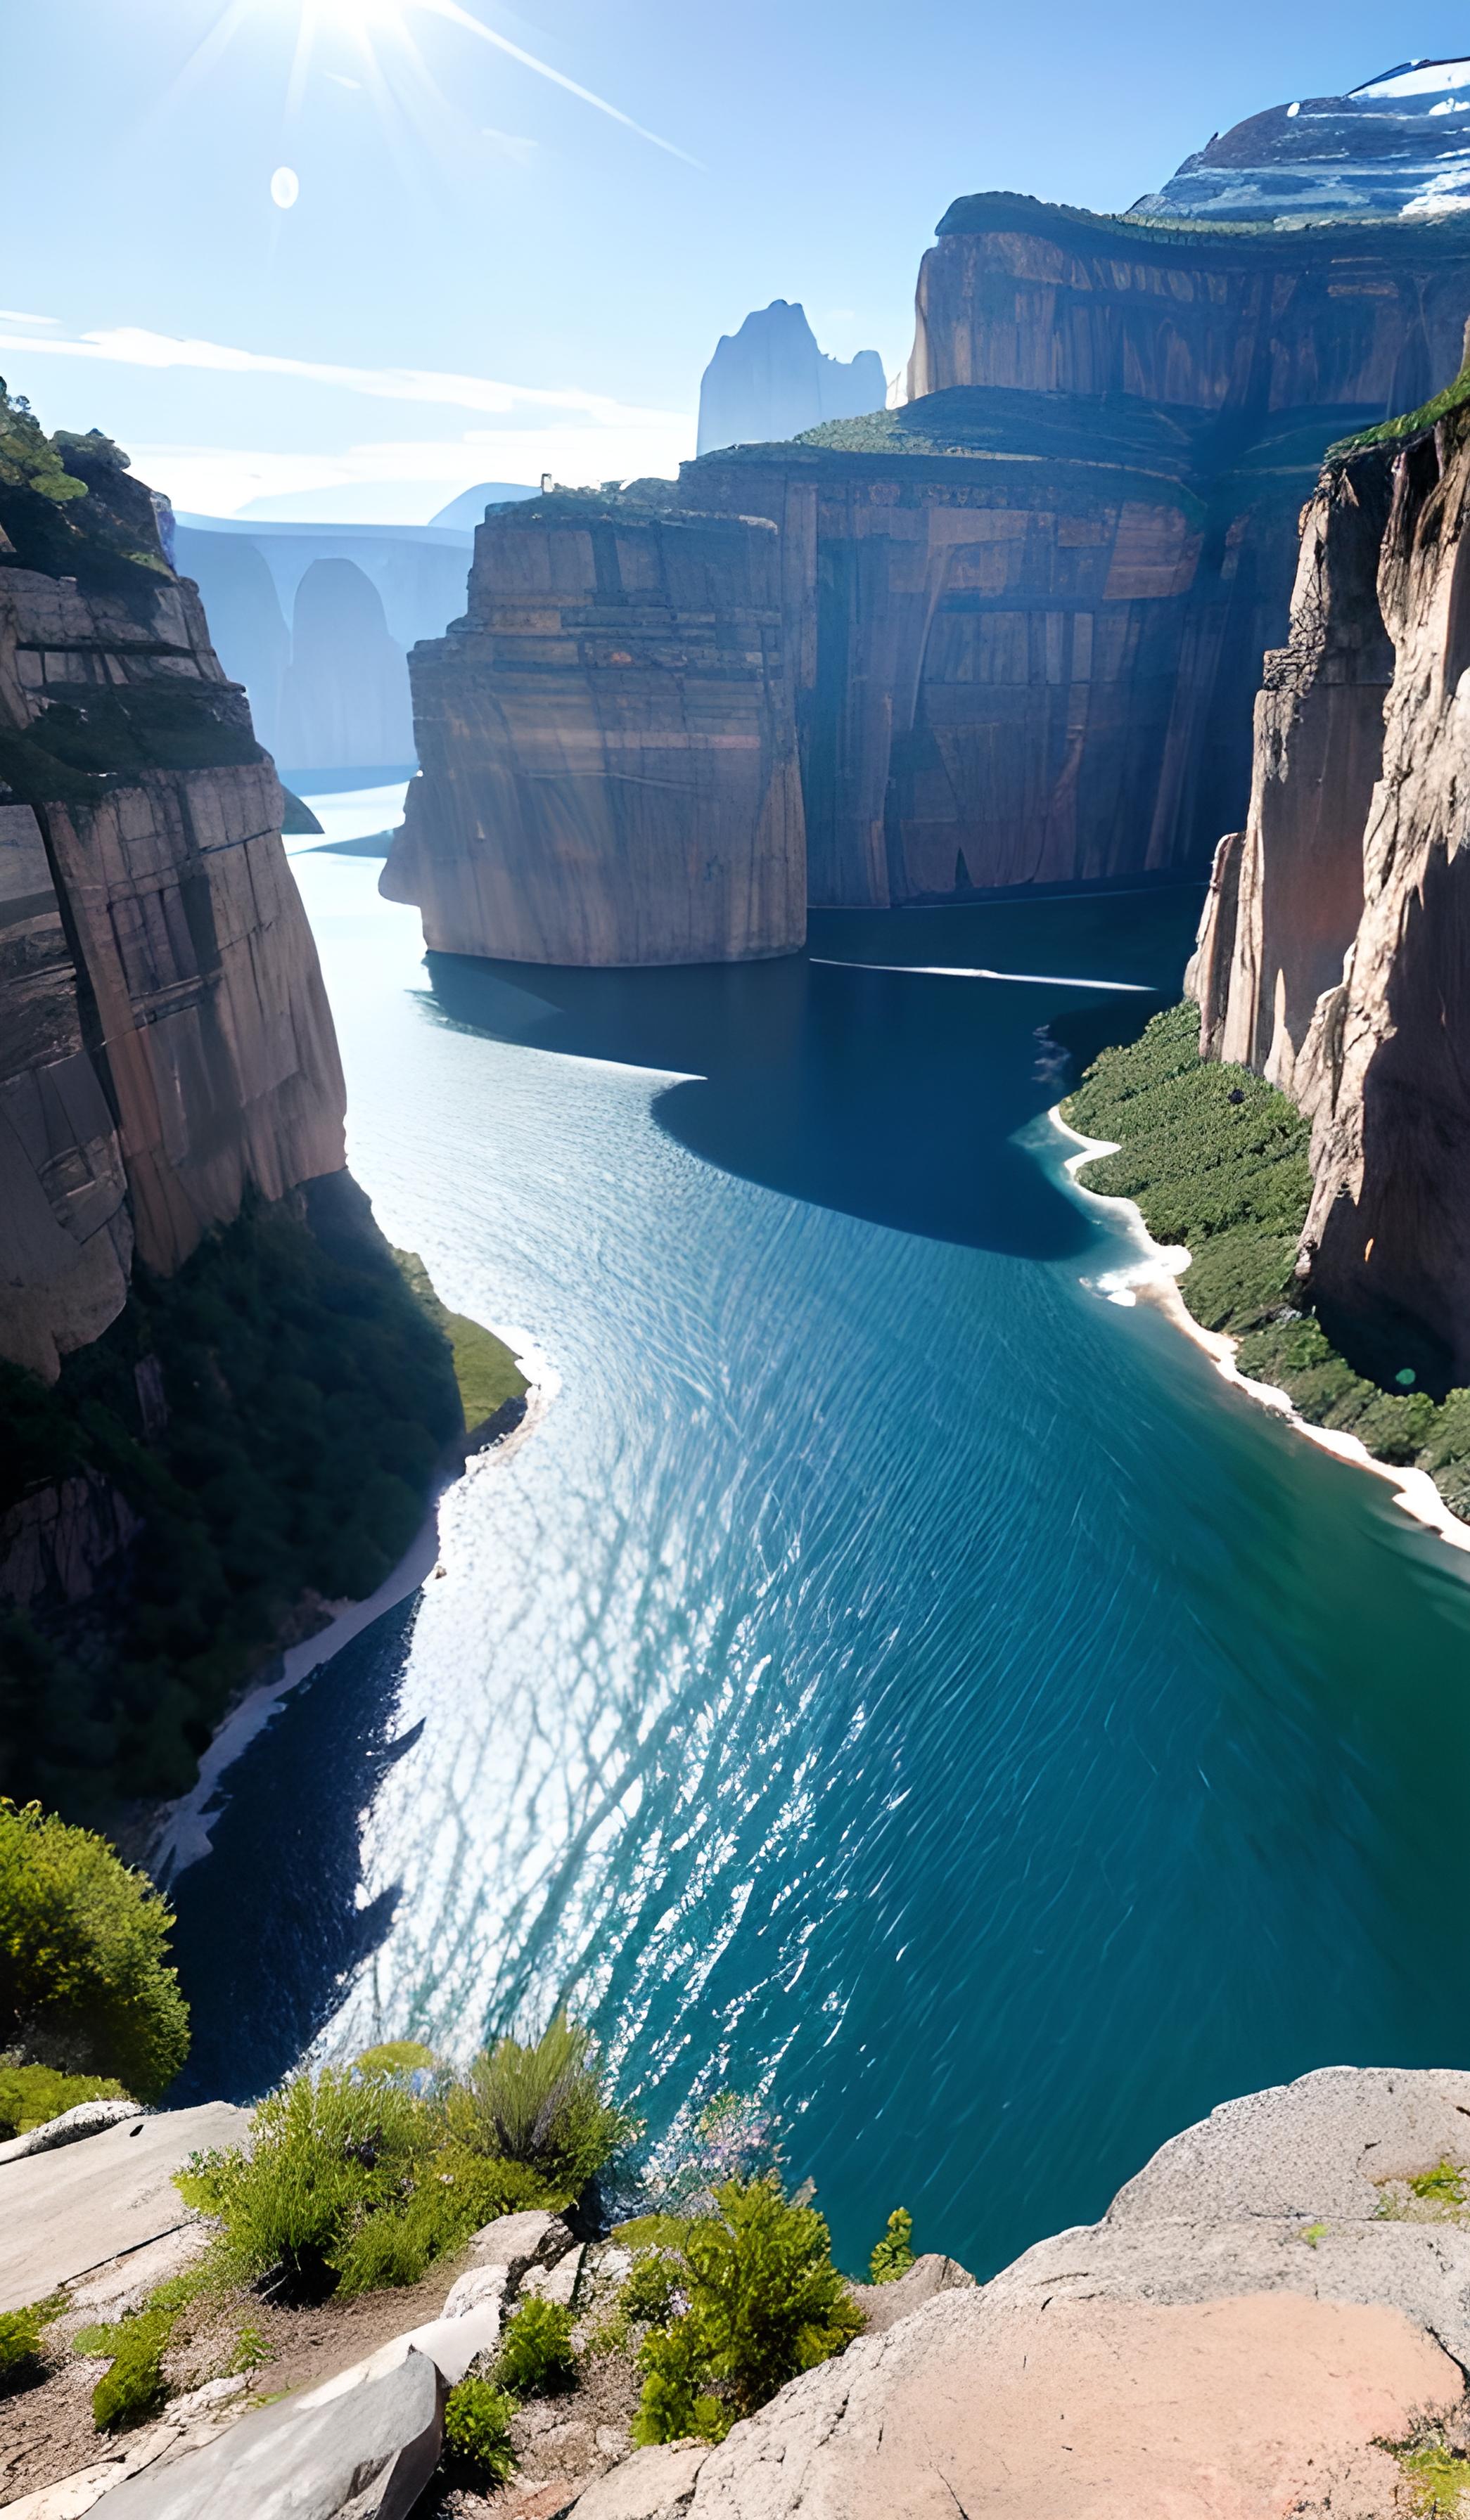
632 2174 862 2445
0 1801 188 2098
445 2014 637 2197
869 2208 915 2284
176 2062 570 2302
175 2066 440 2301
0 2062 125 2138
0 2293 63 2392
443 2377 518 2484
0 382 87 506
354 2041 436 2081
496 2296 577 2398
621 2248 683 2326
635 2315 731 2446
0 1191 464 1818
1410 2159 1466 2206
82 2303 177 2431
226 2322 270 2375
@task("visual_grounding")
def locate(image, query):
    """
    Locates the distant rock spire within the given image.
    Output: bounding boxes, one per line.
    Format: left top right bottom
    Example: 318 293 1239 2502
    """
697 301 886 455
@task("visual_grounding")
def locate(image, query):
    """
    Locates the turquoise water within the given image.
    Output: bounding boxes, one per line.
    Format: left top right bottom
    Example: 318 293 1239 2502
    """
170 852 1470 2281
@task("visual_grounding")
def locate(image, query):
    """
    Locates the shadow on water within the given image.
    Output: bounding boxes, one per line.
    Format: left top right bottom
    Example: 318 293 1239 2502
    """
167 1598 423 2104
421 885 1203 1260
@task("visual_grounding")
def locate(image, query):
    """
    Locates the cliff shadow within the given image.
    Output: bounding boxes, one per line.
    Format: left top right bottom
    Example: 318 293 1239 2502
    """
420 885 1201 1263
165 1596 423 2104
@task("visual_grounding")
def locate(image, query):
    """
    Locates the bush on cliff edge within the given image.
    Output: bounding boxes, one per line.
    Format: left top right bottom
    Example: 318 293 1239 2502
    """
0 1800 188 2100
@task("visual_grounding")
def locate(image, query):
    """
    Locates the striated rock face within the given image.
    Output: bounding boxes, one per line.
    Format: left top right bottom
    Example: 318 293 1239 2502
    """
907 192 1470 413
698 302 886 458
1191 397 1470 1377
0 454 345 1375
677 392 1355 904
383 499 805 966
1135 57 1470 226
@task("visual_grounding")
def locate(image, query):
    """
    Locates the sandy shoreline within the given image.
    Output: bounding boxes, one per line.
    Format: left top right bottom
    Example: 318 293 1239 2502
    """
149 1332 557 1886
1048 1105 1470 1560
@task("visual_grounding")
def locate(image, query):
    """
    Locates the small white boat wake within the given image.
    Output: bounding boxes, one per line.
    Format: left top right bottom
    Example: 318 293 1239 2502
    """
808 959 1156 992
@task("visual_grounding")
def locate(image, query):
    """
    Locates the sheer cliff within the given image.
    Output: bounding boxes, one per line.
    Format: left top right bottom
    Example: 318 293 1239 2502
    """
0 407 464 1815
382 497 806 966
1191 369 1470 1382
0 439 345 1377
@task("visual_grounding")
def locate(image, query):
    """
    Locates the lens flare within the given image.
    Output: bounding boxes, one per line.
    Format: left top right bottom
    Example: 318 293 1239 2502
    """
270 165 300 207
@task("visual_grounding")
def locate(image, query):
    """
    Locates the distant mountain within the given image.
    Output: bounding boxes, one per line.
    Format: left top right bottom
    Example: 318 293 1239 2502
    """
174 515 473 778
697 302 886 456
428 482 539 530
1132 56 1470 223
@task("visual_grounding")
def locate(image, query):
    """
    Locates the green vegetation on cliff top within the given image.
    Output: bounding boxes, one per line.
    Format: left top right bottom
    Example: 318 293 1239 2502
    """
1062 1004 1470 1518
1330 357 1470 459
392 1250 527 1435
0 1799 188 2098
0 1190 464 1818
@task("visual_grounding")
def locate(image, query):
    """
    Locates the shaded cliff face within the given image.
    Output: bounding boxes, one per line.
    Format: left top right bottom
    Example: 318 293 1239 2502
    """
698 302 887 458
906 195 1470 420
0 441 345 1376
1134 58 1470 225
383 499 806 967
677 391 1372 906
1191 398 1470 1380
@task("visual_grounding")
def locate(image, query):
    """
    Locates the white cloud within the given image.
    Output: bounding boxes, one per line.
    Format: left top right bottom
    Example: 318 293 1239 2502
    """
131 418 695 519
0 319 686 432
0 310 58 326
482 127 536 163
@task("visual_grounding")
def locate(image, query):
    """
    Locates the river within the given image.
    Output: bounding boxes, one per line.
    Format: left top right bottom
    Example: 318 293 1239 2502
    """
168 817 1470 2282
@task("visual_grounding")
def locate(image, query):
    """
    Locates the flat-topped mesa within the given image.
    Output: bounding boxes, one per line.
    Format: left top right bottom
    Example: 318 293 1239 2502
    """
382 497 806 967
907 193 1470 413
1191 375 1470 1380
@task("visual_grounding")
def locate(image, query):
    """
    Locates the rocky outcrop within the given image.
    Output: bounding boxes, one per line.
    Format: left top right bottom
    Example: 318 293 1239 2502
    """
1190 390 1470 1379
383 498 805 965
906 191 1470 413
653 2067 1470 2520
697 304 886 457
1133 57 1470 226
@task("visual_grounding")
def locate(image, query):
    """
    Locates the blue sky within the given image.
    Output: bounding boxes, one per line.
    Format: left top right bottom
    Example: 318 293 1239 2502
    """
4 1 1468 519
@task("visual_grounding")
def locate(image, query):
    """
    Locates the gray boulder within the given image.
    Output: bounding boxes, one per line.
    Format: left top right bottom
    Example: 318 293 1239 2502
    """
0 2102 249 2313
0 2098 142 2165
466 2207 575 2280
850 2252 975 2337
94 2348 441 2519
568 2443 710 2519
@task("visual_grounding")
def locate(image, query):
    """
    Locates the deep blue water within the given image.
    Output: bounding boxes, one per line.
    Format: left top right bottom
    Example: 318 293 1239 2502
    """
170 856 1470 2281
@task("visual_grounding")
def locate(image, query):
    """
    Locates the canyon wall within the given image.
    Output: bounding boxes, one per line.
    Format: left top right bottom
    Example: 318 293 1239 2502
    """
0 460 345 1377
905 193 1470 418
678 394 1342 905
1191 394 1470 1379
382 498 806 965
